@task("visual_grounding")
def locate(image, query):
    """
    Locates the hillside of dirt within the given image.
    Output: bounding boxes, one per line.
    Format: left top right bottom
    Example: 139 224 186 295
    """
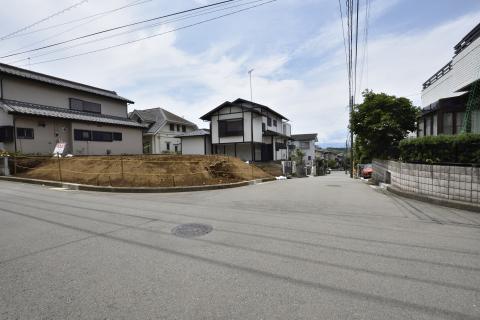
12 155 272 188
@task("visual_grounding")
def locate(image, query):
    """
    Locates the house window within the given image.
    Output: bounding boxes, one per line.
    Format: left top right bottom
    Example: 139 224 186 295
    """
267 117 272 126
299 141 309 149
455 112 464 134
308 156 312 161
70 98 101 114
74 130 122 142
417 120 424 137
16 127 34 139
218 119 243 137
0 126 14 142
174 145 178 152
443 113 453 135
170 123 175 131
472 110 480 133
166 142 170 150
182 125 186 132
177 124 181 131
74 129 91 141
262 123 266 132
273 119 277 127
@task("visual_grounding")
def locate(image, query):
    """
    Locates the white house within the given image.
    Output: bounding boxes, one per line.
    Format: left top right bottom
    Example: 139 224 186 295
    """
199 98 291 161
419 22 480 136
0 63 144 155
290 133 318 166
129 108 197 154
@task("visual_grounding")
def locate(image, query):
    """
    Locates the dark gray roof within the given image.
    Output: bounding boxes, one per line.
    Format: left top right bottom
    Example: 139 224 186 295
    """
291 133 318 141
130 108 197 134
200 98 289 121
0 63 133 103
175 129 210 138
0 99 145 128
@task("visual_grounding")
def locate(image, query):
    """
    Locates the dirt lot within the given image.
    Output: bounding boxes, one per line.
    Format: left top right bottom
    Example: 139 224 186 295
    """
11 155 272 187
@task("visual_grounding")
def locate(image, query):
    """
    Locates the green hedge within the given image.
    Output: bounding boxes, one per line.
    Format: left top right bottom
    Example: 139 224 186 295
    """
399 134 480 164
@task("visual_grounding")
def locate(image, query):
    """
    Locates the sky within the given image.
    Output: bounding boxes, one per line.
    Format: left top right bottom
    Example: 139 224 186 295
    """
0 0 479 147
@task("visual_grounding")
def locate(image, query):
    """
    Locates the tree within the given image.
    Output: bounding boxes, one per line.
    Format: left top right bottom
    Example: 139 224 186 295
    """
351 90 419 162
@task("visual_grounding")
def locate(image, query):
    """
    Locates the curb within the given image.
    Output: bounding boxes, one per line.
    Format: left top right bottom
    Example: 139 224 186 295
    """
0 176 276 193
386 185 480 213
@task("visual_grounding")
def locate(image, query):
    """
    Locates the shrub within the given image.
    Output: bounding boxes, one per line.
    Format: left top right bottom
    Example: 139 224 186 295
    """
399 134 480 164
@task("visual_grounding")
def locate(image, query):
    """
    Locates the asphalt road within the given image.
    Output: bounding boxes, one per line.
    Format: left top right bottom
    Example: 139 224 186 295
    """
0 172 479 320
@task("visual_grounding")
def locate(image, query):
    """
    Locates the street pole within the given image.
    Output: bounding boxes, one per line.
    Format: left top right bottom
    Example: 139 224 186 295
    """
248 69 254 102
349 95 354 178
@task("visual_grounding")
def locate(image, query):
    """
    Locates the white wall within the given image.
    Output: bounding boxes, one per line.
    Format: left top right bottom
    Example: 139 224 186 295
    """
2 76 129 118
181 136 205 155
210 111 262 144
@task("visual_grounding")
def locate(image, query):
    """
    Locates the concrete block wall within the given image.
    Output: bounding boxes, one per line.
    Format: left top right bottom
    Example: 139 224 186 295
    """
373 160 479 204
0 157 10 176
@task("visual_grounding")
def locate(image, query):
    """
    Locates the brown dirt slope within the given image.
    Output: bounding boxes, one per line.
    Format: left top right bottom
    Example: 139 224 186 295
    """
13 155 272 188
254 162 284 177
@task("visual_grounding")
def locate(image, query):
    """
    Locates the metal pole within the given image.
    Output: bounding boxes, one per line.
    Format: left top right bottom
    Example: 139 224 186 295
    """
57 153 62 182
248 69 254 102
349 95 354 178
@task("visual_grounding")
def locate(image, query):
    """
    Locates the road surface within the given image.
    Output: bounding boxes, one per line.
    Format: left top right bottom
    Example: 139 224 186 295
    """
0 172 479 319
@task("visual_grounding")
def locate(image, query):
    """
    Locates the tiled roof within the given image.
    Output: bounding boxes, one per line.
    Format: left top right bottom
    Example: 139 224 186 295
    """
0 99 145 128
175 129 210 138
131 108 197 134
291 133 318 141
0 63 133 103
200 98 289 121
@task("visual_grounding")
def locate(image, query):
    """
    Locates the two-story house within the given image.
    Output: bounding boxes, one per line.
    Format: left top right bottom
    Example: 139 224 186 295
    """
129 107 197 154
199 98 291 161
290 133 318 166
0 63 144 155
418 22 480 136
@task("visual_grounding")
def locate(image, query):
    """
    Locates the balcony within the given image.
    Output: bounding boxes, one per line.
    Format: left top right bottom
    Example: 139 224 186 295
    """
422 61 453 90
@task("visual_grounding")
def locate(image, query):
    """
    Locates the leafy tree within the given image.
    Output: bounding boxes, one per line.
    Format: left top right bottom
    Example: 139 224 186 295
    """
351 90 420 162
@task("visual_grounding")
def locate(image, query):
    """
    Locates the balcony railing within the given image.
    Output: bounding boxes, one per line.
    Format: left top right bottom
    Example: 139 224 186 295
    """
422 61 453 90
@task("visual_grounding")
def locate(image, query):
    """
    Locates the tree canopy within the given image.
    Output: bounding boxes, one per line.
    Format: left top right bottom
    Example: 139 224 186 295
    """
351 90 419 162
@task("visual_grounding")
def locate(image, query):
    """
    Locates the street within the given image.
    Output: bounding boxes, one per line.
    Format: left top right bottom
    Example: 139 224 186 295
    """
0 172 479 320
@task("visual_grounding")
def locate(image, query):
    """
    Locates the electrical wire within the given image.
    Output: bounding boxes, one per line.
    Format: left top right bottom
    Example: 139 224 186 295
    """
2 0 153 56
17 0 277 67
0 0 89 41
0 0 239 59
7 0 260 65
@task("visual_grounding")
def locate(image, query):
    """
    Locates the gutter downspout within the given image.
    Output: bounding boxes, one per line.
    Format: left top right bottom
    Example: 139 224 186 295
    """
13 114 17 153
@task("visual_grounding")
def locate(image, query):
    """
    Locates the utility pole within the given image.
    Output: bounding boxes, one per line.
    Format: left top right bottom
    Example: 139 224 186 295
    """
248 69 254 102
350 95 354 178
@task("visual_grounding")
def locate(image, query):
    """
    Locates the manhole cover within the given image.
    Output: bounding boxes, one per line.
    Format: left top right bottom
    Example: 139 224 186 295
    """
171 223 213 238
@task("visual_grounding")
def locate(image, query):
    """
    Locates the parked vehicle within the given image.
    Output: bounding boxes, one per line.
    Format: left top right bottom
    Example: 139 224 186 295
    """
362 164 373 179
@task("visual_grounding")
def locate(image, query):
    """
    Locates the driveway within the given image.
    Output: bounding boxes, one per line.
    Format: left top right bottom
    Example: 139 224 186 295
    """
0 172 479 319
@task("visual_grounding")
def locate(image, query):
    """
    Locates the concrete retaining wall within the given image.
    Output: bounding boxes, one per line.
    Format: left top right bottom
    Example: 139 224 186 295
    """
373 160 479 205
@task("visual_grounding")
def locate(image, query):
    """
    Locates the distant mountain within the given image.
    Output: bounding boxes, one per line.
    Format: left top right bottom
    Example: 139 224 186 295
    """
316 142 347 149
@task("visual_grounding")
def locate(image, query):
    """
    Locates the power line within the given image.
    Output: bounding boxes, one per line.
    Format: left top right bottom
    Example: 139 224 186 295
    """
2 0 153 56
1 0 151 41
0 0 239 59
17 0 277 67
7 0 260 65
0 0 89 41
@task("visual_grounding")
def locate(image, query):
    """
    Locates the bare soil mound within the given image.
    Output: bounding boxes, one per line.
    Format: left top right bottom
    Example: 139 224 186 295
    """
12 155 272 188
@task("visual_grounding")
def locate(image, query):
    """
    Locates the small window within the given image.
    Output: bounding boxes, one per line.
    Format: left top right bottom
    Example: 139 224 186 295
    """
169 123 175 131
74 129 91 141
182 125 186 132
262 123 266 132
308 156 312 161
443 113 453 135
113 132 122 141
267 117 272 126
174 145 178 152
300 141 309 149
0 126 14 142
16 127 34 139
177 124 181 131
273 119 277 127
70 98 101 114
166 142 170 151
